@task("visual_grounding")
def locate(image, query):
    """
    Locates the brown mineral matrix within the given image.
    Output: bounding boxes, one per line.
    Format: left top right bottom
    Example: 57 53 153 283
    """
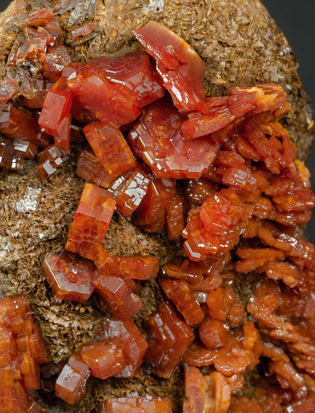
0 1 313 413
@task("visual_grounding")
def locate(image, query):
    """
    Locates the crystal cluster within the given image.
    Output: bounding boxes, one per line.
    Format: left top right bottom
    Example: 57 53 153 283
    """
0 294 48 413
2 10 315 413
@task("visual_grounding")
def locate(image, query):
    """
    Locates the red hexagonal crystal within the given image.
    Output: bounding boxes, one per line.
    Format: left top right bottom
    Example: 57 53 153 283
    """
15 27 53 66
165 190 185 240
0 142 24 170
114 255 159 280
83 121 137 177
65 183 116 260
92 271 143 319
159 278 205 326
0 104 50 147
99 395 173 413
91 50 165 107
76 147 114 188
37 145 70 180
38 76 73 138
128 99 219 179
144 295 194 378
133 177 175 232
18 8 54 28
80 340 125 380
13 140 37 159
41 44 72 82
43 250 96 303
54 114 71 150
67 63 140 126
97 318 148 378
109 166 150 216
183 366 206 413
55 353 91 405
133 21 205 113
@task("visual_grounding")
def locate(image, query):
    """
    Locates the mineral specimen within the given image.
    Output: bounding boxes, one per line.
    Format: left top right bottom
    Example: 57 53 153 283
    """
99 395 173 412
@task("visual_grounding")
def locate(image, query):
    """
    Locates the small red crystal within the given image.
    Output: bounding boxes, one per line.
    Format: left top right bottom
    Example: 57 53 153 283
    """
98 318 148 378
83 121 137 177
43 250 96 303
183 366 206 413
19 8 54 28
128 100 219 179
92 271 143 319
41 44 72 82
134 21 205 113
145 295 194 378
109 166 150 216
37 145 70 180
38 76 72 137
159 278 205 326
55 353 90 404
165 190 185 240
91 50 165 108
66 183 116 260
23 79 54 109
15 27 53 66
76 147 114 188
0 142 24 170
13 140 37 159
199 317 229 349
67 63 140 126
80 340 126 380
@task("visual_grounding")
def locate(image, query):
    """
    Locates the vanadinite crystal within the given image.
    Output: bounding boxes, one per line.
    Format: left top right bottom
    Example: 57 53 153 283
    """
76 147 115 188
144 295 194 378
23 79 54 109
0 294 49 413
97 318 148 378
13 140 37 159
109 166 150 216
65 183 116 260
55 353 90 405
72 24 95 40
0 142 24 170
43 249 96 303
37 145 70 180
99 395 173 413
128 99 219 179
41 44 72 82
67 63 140 126
133 21 205 113
80 340 126 379
83 121 137 177
91 50 165 107
38 76 72 139
92 270 143 319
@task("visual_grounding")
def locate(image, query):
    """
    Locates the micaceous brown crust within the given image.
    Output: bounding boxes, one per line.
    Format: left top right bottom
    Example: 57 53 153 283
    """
0 0 314 412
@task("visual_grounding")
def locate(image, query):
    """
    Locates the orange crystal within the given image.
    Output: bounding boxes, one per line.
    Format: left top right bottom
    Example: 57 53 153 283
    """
65 183 116 260
99 395 173 413
55 353 90 404
83 121 137 177
80 341 126 380
76 147 115 188
43 250 96 303
144 295 194 378
97 318 148 378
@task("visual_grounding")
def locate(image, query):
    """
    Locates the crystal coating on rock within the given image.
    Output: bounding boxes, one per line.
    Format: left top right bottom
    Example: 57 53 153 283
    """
91 50 165 107
65 183 116 259
43 249 96 303
84 121 137 177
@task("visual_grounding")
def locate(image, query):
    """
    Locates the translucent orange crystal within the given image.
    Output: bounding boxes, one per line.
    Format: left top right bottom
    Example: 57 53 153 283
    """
65 183 116 259
99 395 173 413
43 250 96 303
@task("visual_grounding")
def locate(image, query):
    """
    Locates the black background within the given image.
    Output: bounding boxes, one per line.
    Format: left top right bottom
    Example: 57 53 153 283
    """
1 0 315 240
